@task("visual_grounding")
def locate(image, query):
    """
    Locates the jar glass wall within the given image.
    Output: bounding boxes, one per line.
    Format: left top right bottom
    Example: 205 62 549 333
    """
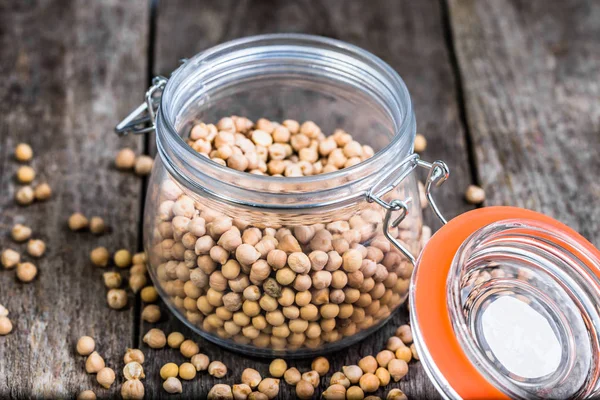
143 34 426 356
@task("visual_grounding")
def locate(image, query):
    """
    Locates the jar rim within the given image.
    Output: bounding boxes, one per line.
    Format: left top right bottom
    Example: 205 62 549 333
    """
156 33 415 210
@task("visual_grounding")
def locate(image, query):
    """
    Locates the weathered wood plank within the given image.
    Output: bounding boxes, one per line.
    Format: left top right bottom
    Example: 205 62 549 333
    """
0 0 148 398
449 0 600 245
146 0 473 398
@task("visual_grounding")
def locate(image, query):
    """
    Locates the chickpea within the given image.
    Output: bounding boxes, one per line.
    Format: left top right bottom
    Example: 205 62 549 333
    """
190 353 209 371
134 155 154 176
302 370 320 388
295 380 314 399
124 348 145 364
312 356 330 376
34 183 52 201
68 213 88 231
346 386 365 400
208 361 227 378
16 262 37 282
163 377 183 394
387 359 409 382
414 133 427 153
97 367 116 388
90 247 110 267
76 336 95 356
179 362 197 380
15 186 35 205
358 356 378 374
143 328 166 349
116 148 136 170
77 390 96 400
89 217 106 235
1 249 20 269
11 224 31 242
85 351 105 373
180 339 199 357
376 350 395 368
342 365 363 384
107 289 127 309
284 367 301 385
323 384 346 399
121 380 145 399
27 239 46 258
396 324 413 344
141 304 161 323
242 368 262 388
123 361 145 380
375 367 390 386
208 384 233 400
15 143 33 162
140 286 158 303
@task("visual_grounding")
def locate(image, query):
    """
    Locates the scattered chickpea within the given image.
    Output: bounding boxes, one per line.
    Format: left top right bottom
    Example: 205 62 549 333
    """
140 286 158 303
16 262 37 283
107 288 127 309
387 359 409 382
283 367 301 386
121 379 145 400
102 272 122 289
123 361 145 380
15 143 33 162
414 133 427 153
295 380 314 399
342 365 363 384
132 252 147 265
346 386 365 400
143 328 166 349
242 368 262 388
386 388 408 400
359 355 378 374
77 390 96 400
1 249 20 269
323 384 347 399
233 384 252 400
191 353 210 371
27 239 46 258
258 378 279 399
179 362 197 380
68 213 89 231
160 363 179 380
34 183 52 201
208 384 233 400
167 331 184 348
97 367 116 388
76 336 95 356
301 370 320 388
163 377 183 394
465 184 485 204
0 304 7 317
180 339 199 358
15 186 35 205
89 217 106 235
90 247 110 267
395 325 413 344
16 165 35 183
395 345 412 363
376 350 395 368
141 304 161 323
0 316 13 335
375 367 390 386
269 358 287 378
124 348 145 364
114 249 132 268
134 155 154 176
116 148 136 170
312 356 330 376
359 373 380 393
129 274 147 293
208 361 227 378
85 351 105 373
11 224 32 242
330 372 350 388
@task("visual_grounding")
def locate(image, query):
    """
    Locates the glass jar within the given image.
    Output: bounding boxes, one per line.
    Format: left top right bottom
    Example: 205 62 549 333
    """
411 206 600 399
119 34 447 356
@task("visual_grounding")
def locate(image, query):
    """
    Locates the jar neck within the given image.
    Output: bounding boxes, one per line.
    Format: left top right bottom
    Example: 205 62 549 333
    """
155 34 415 211
448 219 600 399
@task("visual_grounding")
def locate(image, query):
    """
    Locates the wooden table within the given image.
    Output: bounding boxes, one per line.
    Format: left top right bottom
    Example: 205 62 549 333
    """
1 0 598 398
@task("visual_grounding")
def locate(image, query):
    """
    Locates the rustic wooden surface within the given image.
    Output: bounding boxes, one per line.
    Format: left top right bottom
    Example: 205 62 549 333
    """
0 0 597 399
448 0 600 246
0 0 148 398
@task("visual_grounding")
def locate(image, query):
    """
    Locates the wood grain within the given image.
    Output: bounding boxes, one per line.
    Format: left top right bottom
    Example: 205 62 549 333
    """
147 0 474 398
449 0 600 245
0 0 148 398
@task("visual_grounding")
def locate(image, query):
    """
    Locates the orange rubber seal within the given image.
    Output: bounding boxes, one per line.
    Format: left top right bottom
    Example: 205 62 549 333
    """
413 206 600 400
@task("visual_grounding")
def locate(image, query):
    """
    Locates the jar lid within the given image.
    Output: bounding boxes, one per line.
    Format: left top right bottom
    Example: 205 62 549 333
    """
411 206 600 399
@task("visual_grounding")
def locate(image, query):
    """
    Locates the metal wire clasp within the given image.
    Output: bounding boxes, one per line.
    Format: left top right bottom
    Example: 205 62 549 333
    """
367 154 449 265
115 76 168 136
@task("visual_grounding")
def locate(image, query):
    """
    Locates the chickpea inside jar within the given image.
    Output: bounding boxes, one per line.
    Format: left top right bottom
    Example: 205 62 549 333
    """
120 34 447 356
